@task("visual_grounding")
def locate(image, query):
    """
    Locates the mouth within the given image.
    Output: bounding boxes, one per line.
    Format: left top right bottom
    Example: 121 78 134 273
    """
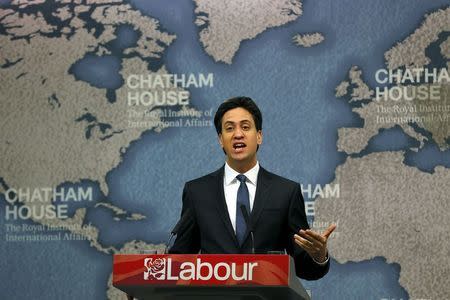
232 142 246 152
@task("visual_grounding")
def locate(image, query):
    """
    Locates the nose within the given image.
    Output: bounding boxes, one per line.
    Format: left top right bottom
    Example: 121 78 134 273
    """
233 127 244 139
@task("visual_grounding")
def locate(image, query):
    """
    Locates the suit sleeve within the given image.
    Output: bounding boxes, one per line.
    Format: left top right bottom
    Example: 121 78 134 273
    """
168 183 201 254
286 183 330 280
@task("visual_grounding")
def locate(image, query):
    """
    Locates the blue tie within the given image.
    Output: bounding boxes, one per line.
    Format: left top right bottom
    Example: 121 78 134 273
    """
236 174 250 246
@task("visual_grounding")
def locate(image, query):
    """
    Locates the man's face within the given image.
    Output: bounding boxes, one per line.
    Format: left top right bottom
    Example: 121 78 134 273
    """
218 107 262 171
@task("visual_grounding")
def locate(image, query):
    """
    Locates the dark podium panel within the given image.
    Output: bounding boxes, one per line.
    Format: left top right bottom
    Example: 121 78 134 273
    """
113 254 311 300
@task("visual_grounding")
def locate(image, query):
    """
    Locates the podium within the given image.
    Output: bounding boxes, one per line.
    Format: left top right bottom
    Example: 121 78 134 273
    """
113 254 311 300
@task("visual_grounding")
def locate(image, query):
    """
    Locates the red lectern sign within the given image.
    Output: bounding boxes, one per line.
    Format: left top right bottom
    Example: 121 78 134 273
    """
113 254 290 287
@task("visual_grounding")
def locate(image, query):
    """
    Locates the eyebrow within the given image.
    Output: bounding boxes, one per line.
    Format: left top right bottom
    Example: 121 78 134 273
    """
223 119 251 125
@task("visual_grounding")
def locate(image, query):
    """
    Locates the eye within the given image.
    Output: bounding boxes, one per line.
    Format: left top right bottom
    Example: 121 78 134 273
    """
242 125 250 130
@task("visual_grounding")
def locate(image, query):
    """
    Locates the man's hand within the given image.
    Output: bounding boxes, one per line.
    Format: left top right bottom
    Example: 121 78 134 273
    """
294 224 336 263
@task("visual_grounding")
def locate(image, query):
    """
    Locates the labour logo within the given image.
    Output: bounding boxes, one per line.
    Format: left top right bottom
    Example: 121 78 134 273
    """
144 258 166 280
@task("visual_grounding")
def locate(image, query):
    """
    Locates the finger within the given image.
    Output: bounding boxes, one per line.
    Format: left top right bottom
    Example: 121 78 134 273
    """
294 234 313 247
295 240 317 253
304 229 326 243
295 234 323 253
294 235 318 252
299 230 325 246
295 239 322 255
323 224 337 239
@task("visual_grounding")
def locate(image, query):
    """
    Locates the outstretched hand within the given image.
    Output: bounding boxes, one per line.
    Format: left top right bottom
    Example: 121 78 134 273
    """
294 224 336 263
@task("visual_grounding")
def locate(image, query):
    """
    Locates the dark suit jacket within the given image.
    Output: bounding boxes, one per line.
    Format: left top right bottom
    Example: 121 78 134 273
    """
169 166 329 280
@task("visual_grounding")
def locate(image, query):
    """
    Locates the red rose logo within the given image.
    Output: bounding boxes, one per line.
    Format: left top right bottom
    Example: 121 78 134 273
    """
144 258 166 280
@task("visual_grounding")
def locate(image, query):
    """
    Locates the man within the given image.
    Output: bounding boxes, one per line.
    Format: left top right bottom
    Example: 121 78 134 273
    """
169 96 336 280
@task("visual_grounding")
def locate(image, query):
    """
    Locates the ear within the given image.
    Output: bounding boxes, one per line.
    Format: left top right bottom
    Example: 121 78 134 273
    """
257 130 263 145
218 133 224 148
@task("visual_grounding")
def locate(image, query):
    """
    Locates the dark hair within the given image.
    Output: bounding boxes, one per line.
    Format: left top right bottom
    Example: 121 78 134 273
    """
214 96 263 135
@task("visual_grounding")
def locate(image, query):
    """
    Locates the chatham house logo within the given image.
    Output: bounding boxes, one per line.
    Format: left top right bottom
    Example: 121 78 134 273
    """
144 258 166 280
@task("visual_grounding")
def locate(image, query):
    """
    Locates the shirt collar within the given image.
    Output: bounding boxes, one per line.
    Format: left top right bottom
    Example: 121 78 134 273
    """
224 161 260 186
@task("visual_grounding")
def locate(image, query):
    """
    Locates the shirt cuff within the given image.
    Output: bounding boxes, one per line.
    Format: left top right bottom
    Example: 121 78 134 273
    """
312 254 329 266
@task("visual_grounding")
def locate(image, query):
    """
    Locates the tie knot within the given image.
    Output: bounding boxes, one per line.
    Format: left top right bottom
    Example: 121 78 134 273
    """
236 174 247 183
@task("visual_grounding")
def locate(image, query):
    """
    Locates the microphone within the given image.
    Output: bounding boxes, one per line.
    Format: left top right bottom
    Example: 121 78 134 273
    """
240 205 255 254
164 208 192 254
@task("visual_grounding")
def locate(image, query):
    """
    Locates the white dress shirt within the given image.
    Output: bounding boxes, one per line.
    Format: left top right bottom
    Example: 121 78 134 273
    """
223 161 259 233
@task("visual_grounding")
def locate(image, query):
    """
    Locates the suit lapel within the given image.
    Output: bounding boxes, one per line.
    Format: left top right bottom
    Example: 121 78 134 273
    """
214 166 240 247
243 167 272 243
